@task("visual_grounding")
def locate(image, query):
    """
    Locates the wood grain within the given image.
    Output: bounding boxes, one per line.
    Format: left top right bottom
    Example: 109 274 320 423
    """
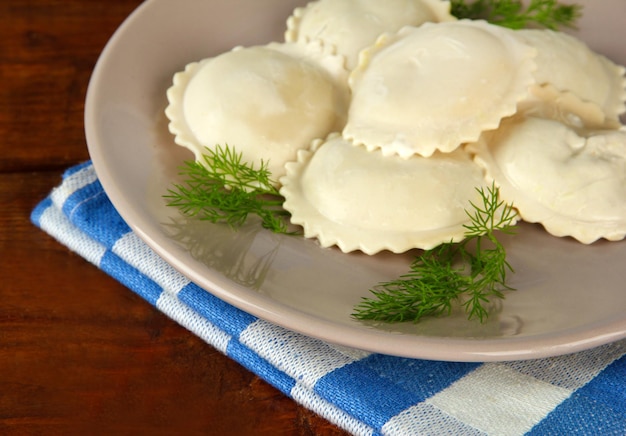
0 2 349 434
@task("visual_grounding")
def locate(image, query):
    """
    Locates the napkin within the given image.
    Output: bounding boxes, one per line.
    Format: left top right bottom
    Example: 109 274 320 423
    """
32 161 626 436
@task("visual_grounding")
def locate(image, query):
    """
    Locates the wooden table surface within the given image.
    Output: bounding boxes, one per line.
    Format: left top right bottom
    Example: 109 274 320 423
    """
0 1 349 434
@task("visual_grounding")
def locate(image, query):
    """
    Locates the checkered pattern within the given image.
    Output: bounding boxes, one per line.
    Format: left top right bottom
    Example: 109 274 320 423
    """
31 162 626 435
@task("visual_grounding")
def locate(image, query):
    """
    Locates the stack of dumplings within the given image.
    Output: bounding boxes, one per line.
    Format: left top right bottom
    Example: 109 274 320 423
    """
165 0 626 255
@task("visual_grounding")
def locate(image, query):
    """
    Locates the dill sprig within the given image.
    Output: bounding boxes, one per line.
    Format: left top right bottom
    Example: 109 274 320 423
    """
353 184 518 324
164 145 293 234
451 0 582 30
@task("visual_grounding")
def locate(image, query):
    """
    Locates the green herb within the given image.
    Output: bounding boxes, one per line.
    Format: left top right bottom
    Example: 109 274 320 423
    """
352 184 518 324
164 145 293 234
450 0 581 30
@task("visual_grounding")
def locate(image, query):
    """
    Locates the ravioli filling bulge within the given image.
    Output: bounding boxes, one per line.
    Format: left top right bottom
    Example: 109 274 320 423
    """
477 117 626 226
344 21 537 158
168 44 348 181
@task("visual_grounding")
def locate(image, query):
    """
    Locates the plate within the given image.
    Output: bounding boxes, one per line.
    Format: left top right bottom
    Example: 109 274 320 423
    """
85 0 626 361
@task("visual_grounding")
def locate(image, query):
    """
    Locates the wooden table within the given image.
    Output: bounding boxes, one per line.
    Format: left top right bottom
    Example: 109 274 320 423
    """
0 1 349 434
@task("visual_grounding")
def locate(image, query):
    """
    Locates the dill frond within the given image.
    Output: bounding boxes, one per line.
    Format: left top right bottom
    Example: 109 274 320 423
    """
164 145 294 234
353 184 518 324
450 0 582 30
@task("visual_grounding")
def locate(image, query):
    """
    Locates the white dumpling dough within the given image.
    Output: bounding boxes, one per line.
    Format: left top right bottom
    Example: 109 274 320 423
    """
285 0 455 70
468 116 626 244
343 20 538 158
165 42 349 184
514 29 626 124
517 84 614 131
280 133 493 254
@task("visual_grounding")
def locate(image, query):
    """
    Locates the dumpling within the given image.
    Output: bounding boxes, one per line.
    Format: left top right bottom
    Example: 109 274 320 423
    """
285 0 455 70
165 41 349 185
514 29 626 125
280 133 494 254
516 84 615 131
468 116 626 244
343 20 537 158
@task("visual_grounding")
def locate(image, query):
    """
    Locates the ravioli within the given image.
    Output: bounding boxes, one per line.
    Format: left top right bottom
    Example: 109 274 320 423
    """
165 41 349 185
285 0 455 70
280 133 493 254
514 30 626 125
516 84 613 131
165 5 626 252
468 116 626 244
343 20 538 158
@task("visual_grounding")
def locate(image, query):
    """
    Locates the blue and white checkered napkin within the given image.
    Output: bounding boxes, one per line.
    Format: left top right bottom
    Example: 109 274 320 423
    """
32 161 626 435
